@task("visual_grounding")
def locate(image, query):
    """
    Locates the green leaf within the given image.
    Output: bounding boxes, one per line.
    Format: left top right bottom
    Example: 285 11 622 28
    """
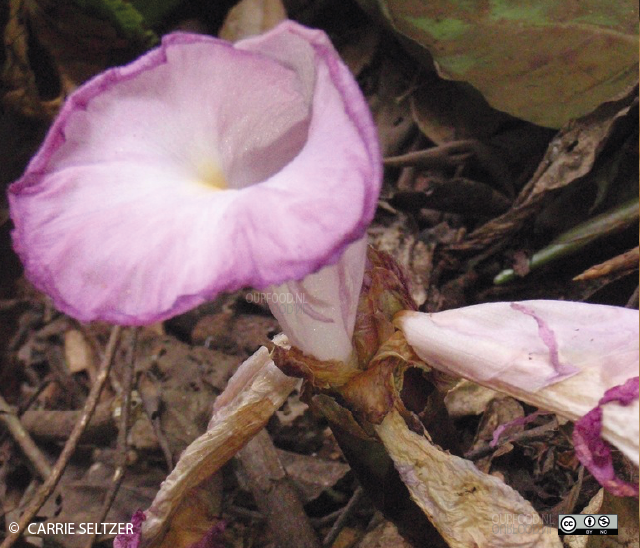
70 0 158 46
130 0 187 28
358 0 638 128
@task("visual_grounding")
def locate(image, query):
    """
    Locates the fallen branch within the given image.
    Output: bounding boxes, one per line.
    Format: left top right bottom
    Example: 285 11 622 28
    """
236 428 321 548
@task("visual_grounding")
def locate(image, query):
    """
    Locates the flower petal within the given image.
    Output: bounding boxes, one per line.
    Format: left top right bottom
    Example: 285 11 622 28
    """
113 510 145 548
396 300 639 464
573 377 639 497
265 237 367 362
231 22 382 284
9 22 381 324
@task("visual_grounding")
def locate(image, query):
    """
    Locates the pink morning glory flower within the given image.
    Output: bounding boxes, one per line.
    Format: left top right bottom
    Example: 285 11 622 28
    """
9 21 382 333
396 300 639 494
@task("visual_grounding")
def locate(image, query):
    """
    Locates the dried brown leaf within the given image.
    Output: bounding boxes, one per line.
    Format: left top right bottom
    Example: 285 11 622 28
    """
2 0 150 119
444 380 500 419
376 409 562 548
218 0 286 42
573 246 639 281
357 520 413 548
410 73 511 144
64 328 95 375
277 449 351 503
368 215 433 307
455 88 638 251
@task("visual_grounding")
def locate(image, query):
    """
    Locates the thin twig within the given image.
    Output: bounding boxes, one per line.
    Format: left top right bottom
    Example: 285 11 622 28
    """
626 286 639 309
322 486 365 548
236 429 322 548
0 394 51 480
464 417 558 461
0 326 122 548
311 508 345 528
84 328 137 548
0 299 26 311
226 504 264 522
384 140 476 169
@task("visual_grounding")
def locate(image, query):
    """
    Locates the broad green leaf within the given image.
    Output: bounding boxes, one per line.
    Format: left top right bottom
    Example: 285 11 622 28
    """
359 0 638 128
130 0 188 28
70 0 157 46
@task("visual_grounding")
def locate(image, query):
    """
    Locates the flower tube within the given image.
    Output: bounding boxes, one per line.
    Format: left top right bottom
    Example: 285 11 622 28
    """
265 237 368 362
9 22 381 335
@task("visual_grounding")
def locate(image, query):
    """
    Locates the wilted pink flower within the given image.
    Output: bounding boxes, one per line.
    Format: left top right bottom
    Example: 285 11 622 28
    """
113 510 145 548
9 21 381 330
573 377 639 497
396 300 639 485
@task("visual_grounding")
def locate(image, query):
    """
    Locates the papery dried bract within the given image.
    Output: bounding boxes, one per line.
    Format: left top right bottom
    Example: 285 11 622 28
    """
141 339 296 547
353 246 418 367
376 410 561 548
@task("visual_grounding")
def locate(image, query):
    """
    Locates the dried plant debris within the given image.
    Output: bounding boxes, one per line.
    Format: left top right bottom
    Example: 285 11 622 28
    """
456 88 638 252
3 459 166 548
133 332 239 461
218 0 286 42
2 0 155 119
357 519 414 548
368 214 433 307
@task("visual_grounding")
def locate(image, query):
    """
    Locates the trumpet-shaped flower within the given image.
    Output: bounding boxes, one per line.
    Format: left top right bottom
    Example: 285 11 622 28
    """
396 300 639 494
9 21 381 330
265 237 368 362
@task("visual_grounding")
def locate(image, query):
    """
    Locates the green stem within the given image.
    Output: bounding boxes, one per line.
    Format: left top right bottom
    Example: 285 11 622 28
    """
494 197 639 285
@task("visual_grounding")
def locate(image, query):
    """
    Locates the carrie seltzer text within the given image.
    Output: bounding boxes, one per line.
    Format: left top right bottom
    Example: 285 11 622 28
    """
27 522 133 535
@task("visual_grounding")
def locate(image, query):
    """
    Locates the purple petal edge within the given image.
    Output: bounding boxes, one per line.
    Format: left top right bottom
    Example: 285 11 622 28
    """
113 510 145 548
510 303 580 383
573 377 639 498
186 521 226 548
490 410 546 448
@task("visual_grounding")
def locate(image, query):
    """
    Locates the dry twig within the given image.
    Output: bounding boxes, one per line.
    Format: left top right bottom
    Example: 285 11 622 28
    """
322 486 365 548
0 394 51 480
626 286 639 309
84 328 138 548
464 417 559 461
0 326 122 548
236 428 322 548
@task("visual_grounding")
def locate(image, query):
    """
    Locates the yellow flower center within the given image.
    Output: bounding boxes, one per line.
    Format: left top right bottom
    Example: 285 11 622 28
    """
196 162 227 190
